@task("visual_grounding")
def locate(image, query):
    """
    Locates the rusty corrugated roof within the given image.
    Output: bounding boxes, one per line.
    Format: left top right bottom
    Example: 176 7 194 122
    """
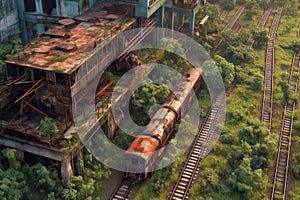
6 3 135 74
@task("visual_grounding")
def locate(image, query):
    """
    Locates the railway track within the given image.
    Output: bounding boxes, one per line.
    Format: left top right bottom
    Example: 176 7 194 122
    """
167 7 250 199
225 6 245 29
247 6 273 46
211 6 245 55
110 179 134 200
168 94 225 200
261 6 283 129
220 10 229 20
270 53 300 200
109 8 244 199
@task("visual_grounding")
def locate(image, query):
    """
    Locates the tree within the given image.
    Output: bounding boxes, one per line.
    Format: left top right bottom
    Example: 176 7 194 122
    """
40 117 59 137
196 3 221 34
222 0 235 10
159 38 184 63
244 0 259 20
290 41 300 53
1 148 20 169
133 83 170 122
202 61 225 91
256 0 270 9
291 152 300 179
223 45 254 65
278 80 294 105
62 185 78 200
214 55 235 87
248 72 263 91
221 30 244 48
25 163 56 191
0 168 26 200
0 38 22 83
252 28 268 47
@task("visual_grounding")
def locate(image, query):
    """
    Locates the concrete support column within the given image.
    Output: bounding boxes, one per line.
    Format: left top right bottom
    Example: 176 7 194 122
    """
167 11 175 30
35 0 45 36
108 109 123 140
75 148 84 176
188 11 195 36
158 6 165 27
15 0 28 44
61 158 73 185
55 0 61 15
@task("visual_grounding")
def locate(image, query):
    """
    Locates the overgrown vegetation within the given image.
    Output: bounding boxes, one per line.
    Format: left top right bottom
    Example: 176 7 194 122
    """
63 149 112 200
127 35 213 199
47 55 69 65
189 1 300 200
0 148 63 200
190 44 276 200
0 147 113 200
0 38 22 83
39 117 59 137
132 83 170 125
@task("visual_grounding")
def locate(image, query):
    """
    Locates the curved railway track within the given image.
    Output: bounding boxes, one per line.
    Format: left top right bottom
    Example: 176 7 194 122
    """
261 6 283 129
270 53 300 200
247 6 273 46
168 94 225 200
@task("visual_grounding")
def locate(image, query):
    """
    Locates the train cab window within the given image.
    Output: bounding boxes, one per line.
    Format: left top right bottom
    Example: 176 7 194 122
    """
132 158 138 165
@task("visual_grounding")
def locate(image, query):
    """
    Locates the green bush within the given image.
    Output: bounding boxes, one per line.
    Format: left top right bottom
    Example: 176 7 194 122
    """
39 117 59 137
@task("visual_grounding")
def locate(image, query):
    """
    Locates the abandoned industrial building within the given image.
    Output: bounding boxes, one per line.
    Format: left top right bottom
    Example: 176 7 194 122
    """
0 0 205 184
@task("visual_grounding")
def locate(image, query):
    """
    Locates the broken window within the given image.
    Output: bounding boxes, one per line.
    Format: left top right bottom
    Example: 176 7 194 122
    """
24 0 36 12
42 0 56 15
56 73 65 86
82 0 89 8
33 69 46 80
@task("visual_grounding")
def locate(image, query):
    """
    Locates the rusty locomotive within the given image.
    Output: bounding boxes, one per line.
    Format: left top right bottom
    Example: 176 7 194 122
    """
124 66 203 181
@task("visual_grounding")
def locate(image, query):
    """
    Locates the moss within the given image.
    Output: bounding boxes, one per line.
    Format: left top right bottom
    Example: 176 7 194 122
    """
47 55 69 65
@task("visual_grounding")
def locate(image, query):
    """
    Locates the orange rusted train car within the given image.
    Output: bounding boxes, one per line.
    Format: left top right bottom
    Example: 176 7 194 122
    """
125 67 202 181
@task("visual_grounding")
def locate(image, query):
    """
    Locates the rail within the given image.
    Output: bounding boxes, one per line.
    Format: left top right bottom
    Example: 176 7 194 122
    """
168 94 225 200
261 6 283 129
109 179 134 200
270 53 299 199
168 7 264 199
247 6 273 46
210 6 245 56
220 10 229 20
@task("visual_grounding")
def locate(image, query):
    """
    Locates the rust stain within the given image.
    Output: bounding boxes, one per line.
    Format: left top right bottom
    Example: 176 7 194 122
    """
7 3 134 74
